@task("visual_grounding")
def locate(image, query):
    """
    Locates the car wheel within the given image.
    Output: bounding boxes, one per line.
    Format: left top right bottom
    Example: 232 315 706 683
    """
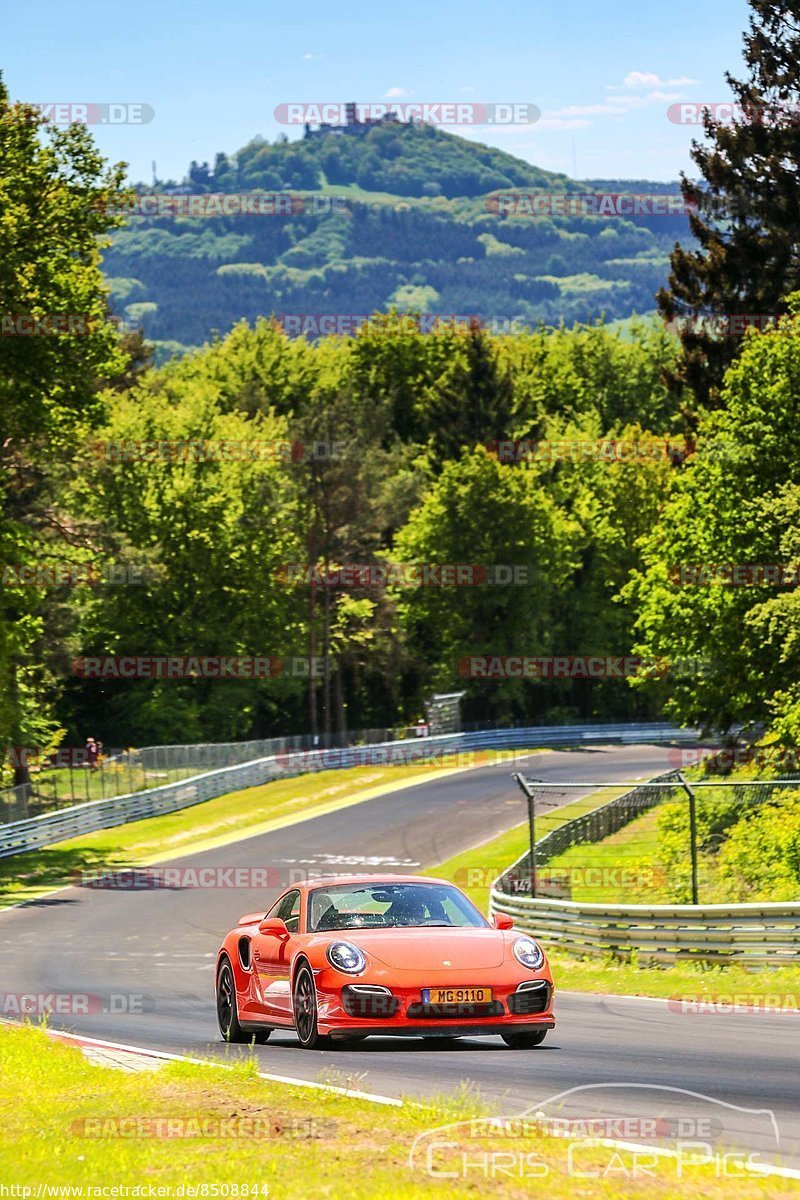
217 957 248 1043
293 964 331 1050
501 1029 548 1048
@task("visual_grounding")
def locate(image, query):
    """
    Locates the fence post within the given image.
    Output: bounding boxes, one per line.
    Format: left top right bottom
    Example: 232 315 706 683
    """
513 773 539 897
677 771 700 905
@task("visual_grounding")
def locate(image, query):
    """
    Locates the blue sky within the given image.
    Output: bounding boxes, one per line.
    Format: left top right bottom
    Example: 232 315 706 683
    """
4 0 752 183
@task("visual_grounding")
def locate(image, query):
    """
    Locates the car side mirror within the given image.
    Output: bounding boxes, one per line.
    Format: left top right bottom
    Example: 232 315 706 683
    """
493 913 514 930
258 917 290 938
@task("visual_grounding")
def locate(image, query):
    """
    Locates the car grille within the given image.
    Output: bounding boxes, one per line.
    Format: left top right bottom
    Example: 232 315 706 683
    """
342 987 398 1018
507 982 551 1015
406 1001 505 1020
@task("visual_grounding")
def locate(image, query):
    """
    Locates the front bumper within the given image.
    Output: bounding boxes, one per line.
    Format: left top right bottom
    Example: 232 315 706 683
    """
316 973 554 1035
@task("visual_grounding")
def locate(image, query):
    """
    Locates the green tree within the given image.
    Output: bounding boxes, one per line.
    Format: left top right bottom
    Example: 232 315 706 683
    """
391 448 580 721
624 297 800 731
0 78 128 782
67 372 304 744
658 1 800 409
423 320 514 465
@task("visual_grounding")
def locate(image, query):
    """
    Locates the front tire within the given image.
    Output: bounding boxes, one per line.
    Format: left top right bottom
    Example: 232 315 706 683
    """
217 958 247 1043
293 964 331 1050
501 1029 548 1048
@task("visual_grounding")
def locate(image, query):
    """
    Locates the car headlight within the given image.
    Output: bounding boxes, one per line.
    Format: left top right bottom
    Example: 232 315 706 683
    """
326 941 367 974
513 937 544 970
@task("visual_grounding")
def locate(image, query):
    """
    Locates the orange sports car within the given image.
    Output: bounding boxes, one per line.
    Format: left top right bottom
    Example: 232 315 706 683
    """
215 874 554 1049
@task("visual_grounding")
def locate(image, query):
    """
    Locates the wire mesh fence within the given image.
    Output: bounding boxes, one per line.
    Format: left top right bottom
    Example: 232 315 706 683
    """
499 772 800 906
0 724 422 824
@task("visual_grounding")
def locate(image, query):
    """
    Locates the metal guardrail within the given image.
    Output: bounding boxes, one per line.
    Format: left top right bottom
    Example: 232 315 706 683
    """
489 892 800 964
490 768 800 962
0 757 281 861
0 721 694 859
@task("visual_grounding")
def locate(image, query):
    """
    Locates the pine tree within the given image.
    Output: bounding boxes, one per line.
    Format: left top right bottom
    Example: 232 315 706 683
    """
658 0 800 411
426 320 514 464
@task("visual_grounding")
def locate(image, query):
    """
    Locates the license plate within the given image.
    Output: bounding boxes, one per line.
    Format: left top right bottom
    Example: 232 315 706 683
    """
422 987 493 1005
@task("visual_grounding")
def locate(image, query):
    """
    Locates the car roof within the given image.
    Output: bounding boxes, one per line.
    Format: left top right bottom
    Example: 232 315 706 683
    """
289 874 452 892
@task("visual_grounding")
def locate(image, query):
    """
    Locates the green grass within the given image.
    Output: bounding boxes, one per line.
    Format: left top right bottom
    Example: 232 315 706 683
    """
429 786 630 912
0 1024 787 1197
542 806 670 903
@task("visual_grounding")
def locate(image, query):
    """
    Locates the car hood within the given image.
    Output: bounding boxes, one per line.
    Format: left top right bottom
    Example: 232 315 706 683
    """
340 929 507 970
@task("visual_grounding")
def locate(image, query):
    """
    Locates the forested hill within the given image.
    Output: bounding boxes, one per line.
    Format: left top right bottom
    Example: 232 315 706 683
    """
105 122 691 357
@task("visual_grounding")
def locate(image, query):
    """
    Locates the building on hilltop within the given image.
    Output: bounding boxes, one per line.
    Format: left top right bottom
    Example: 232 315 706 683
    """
304 102 412 139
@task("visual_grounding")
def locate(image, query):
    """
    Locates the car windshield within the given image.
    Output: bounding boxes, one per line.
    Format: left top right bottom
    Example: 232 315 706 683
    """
308 882 489 932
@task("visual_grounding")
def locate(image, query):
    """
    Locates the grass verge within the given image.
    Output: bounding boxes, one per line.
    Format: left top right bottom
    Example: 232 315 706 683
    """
0 1023 789 1197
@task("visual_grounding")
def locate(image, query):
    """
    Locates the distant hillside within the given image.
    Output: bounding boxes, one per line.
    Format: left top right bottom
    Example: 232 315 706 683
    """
203 122 570 198
104 124 690 356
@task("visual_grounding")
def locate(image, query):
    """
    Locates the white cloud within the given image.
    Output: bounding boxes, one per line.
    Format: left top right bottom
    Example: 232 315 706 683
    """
302 52 325 60
553 103 628 117
544 89 684 125
384 87 409 99
607 90 684 106
618 71 698 89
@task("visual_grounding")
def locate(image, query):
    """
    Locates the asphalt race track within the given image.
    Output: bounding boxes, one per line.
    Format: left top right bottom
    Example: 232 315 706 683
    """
2 743 799 1171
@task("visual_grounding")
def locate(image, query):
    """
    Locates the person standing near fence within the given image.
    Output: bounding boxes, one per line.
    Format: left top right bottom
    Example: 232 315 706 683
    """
84 737 102 770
